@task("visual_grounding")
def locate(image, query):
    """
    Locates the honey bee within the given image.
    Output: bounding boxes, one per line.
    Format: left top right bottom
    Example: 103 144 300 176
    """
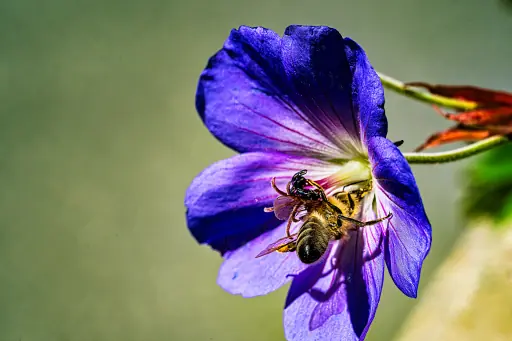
263 169 326 239
257 171 392 264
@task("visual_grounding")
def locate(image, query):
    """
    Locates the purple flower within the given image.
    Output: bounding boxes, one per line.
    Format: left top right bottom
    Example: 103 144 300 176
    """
185 25 431 340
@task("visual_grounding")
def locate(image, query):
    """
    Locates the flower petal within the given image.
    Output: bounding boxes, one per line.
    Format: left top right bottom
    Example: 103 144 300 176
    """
368 136 432 298
415 125 493 151
196 25 384 160
283 220 385 340
280 26 362 155
343 38 387 144
196 26 342 159
218 223 308 297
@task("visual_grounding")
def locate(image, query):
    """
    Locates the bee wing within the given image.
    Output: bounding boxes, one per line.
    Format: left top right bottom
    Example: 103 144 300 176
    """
255 234 298 258
273 195 302 220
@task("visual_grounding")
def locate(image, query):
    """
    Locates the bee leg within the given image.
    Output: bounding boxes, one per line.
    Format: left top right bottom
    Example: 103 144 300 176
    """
342 212 394 227
291 206 301 223
338 191 356 216
271 177 288 196
286 205 300 238
286 181 292 195
285 218 293 239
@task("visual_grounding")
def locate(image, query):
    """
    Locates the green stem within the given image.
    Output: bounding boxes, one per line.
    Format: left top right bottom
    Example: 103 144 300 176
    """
404 136 509 164
377 72 478 111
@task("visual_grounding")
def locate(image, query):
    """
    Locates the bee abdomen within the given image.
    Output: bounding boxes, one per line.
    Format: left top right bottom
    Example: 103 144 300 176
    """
297 218 330 264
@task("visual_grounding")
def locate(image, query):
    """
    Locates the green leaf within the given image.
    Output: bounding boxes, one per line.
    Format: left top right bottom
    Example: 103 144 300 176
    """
463 143 512 225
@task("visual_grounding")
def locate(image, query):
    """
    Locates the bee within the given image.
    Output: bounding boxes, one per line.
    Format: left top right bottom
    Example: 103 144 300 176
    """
258 171 392 264
263 169 325 239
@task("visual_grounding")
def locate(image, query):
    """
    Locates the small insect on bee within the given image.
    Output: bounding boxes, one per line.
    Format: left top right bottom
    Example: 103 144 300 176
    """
257 171 392 264
288 169 323 201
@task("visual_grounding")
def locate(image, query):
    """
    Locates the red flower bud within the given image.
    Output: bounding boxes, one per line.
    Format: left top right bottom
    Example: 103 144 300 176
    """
405 82 512 151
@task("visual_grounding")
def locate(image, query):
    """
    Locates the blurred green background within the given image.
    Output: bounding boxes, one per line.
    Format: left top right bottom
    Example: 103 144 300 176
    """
0 0 511 340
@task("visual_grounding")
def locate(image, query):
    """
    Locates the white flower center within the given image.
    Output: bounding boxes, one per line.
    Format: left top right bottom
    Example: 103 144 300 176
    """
318 159 372 196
